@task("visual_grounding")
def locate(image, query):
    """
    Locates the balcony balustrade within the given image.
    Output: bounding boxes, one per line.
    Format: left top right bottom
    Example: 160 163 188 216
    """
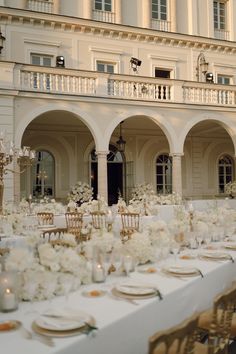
27 0 53 13
1 62 236 107
92 9 115 23
151 19 170 32
214 28 229 40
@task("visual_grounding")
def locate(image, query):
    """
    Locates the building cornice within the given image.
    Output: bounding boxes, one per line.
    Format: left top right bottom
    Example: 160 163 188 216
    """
0 6 236 54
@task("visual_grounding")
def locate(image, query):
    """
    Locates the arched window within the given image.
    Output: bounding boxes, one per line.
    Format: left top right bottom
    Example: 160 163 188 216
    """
32 151 55 198
218 155 234 193
156 154 172 194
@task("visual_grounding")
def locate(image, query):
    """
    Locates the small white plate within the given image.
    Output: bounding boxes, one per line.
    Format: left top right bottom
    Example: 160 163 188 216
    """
162 266 198 276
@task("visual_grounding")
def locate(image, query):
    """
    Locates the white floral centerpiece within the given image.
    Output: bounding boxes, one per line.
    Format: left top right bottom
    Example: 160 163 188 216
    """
4 233 91 301
146 220 171 248
83 230 115 260
79 195 108 214
32 197 66 215
67 181 93 206
121 232 154 264
225 181 236 197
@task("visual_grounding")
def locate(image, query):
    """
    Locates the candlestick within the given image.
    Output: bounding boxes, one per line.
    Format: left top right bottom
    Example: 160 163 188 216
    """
1 288 18 312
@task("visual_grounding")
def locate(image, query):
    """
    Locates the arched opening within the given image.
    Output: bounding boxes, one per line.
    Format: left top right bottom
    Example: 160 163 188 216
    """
90 144 125 205
218 155 234 194
156 153 172 194
32 150 55 198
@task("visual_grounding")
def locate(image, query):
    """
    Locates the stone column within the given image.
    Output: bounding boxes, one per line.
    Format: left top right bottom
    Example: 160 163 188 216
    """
96 150 109 203
53 0 60 14
171 153 183 197
142 0 151 28
83 0 92 19
170 0 176 32
115 0 122 24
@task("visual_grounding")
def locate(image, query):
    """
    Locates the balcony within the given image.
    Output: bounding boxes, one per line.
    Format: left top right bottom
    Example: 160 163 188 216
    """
214 28 229 40
27 0 54 13
92 9 116 23
1 62 236 107
151 19 170 32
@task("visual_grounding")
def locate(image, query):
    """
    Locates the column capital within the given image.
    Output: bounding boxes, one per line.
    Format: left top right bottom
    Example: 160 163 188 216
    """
95 150 109 157
170 152 184 158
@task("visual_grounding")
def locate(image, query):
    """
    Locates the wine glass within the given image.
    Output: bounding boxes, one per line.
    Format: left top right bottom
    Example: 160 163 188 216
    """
196 232 203 249
123 254 133 277
101 252 112 277
171 241 180 263
111 251 121 274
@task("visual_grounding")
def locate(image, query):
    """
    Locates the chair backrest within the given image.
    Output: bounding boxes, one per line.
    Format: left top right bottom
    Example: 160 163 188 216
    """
42 227 67 242
120 212 140 242
208 284 236 354
149 313 200 354
90 211 107 229
65 212 83 241
37 212 54 226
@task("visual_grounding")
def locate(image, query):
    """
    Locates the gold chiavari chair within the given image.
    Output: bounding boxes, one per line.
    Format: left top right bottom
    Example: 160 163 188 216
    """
90 211 107 230
120 212 140 242
42 227 67 242
37 212 54 226
149 313 207 354
65 212 83 242
198 283 236 354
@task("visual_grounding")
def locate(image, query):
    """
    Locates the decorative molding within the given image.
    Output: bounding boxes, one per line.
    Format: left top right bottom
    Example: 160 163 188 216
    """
89 46 123 55
24 38 61 47
0 7 236 53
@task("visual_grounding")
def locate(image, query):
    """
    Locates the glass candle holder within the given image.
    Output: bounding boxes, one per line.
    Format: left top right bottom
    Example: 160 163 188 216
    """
0 271 19 312
92 263 106 283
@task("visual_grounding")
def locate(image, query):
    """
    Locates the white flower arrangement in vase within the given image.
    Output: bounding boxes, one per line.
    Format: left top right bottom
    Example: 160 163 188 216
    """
67 181 93 207
225 181 236 198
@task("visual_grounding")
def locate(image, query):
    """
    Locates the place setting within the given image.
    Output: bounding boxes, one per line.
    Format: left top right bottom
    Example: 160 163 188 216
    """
198 251 234 263
31 307 98 338
161 266 204 279
111 282 163 301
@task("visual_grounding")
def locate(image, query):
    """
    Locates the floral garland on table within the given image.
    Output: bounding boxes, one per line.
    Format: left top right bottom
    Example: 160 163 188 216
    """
4 233 91 301
78 195 109 214
67 181 93 206
31 197 66 215
146 220 171 248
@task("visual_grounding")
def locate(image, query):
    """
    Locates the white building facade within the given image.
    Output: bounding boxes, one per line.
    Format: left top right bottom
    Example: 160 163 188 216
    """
0 0 236 205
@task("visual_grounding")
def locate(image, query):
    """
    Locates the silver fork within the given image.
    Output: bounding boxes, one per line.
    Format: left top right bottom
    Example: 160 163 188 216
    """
20 326 55 347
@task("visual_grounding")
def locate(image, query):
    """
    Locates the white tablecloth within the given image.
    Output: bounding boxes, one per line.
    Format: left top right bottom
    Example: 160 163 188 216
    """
1 245 236 354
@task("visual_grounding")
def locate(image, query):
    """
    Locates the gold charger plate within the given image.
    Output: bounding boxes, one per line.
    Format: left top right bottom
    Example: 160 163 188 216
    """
32 316 96 338
199 252 232 261
224 244 236 251
111 287 158 300
0 320 21 332
82 290 106 298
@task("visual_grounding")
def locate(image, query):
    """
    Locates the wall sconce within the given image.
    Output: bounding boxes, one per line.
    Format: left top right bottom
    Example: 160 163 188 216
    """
196 52 209 82
0 31 5 54
116 121 126 152
56 56 65 67
205 72 214 83
130 57 142 72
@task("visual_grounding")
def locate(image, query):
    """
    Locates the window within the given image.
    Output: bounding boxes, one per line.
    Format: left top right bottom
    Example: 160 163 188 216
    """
31 54 52 67
214 1 226 30
94 0 112 11
97 62 115 73
155 69 171 78
156 154 172 194
217 75 231 85
32 151 55 198
152 0 167 20
218 155 233 193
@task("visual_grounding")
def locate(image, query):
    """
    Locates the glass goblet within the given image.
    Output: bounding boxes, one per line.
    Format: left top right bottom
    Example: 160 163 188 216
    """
123 254 133 276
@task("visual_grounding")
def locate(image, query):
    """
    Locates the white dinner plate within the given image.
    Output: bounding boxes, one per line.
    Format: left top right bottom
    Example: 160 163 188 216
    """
115 284 156 296
35 309 91 331
199 252 230 260
162 266 199 276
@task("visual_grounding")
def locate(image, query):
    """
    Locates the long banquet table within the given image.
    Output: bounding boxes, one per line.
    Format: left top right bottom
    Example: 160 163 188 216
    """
2 244 236 354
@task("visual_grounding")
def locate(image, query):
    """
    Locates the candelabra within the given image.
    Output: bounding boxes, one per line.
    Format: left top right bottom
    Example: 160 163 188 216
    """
0 134 35 215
